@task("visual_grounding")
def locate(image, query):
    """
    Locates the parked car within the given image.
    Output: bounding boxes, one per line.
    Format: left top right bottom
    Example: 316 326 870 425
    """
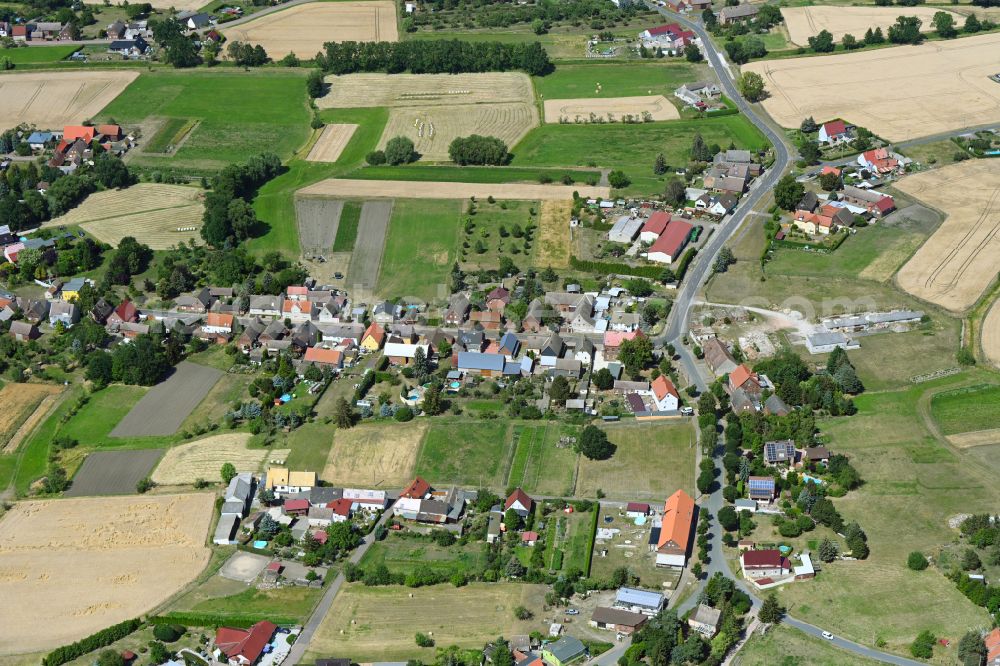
565 609 580 616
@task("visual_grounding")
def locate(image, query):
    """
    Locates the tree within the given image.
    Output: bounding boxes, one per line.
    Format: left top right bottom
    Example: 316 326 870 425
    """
422 383 443 415
663 178 686 206
504 507 522 532
737 71 766 102
697 467 715 494
758 593 784 624
842 33 860 50
93 153 133 189
957 347 977 366
148 642 170 665
394 406 414 422
818 538 839 563
933 10 957 37
415 633 435 648
957 631 986 666
549 375 570 404
907 551 929 571
819 170 842 191
578 425 616 460
845 521 869 559
713 247 735 274
964 13 982 33
618 335 653 377
333 396 355 428
531 18 546 34
306 69 325 98
773 174 805 210
412 346 429 380
717 505 738 531
684 43 703 62
221 462 237 484
888 15 924 44
608 170 631 189
808 29 835 52
690 133 712 162
799 140 821 165
593 367 614 391
448 135 511 165
96 650 124 666
653 153 667 175
385 136 417 165
910 630 935 659
962 548 982 571
800 116 818 133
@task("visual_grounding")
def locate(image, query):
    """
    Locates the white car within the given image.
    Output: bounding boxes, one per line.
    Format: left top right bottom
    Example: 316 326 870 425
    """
821 631 834 640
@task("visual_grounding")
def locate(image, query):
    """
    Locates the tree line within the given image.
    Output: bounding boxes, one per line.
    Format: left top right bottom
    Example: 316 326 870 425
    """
315 40 552 76
201 152 282 247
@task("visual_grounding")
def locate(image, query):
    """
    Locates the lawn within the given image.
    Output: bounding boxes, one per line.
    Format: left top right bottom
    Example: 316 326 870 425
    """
98 70 312 172
360 532 488 576
899 139 964 167
930 383 1000 435
58 385 148 447
144 117 196 154
185 585 322 623
461 198 540 271
576 422 696 500
739 623 885 666
414 420 514 490
271 420 337 473
0 44 77 64
589 510 684 590
532 61 703 100
774 370 1000 659
377 198 463 300
511 115 767 195
507 423 579 496
7 385 84 495
331 200 361 252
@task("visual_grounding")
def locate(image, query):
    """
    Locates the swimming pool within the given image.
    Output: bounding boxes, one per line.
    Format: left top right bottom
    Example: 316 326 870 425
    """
253 540 268 549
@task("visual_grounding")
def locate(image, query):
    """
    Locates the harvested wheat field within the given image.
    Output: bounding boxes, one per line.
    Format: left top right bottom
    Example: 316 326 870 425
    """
223 1 398 59
0 70 137 130
983 297 1000 368
543 95 679 123
895 160 1000 312
317 72 537 160
948 428 1000 448
44 183 204 249
0 384 61 454
152 434 287 486
300 179 609 200
0 493 213 654
306 124 358 163
538 200 572 268
782 6 959 45
322 421 426 487
743 32 1000 141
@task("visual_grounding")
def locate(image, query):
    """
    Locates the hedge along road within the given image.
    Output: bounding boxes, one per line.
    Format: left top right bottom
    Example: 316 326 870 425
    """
646 7 923 666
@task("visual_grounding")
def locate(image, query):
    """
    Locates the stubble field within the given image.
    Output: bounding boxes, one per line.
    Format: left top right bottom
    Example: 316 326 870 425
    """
0 493 213 654
0 384 61 453
322 421 427 488
152 433 286 486
0 70 138 130
895 160 1000 312
222 1 398 58
305 124 358 163
542 95 679 123
781 6 960 45
743 32 1000 141
45 184 205 249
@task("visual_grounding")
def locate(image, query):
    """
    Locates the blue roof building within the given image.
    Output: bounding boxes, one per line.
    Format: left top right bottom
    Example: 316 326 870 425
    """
27 132 52 145
615 587 664 613
456 351 505 376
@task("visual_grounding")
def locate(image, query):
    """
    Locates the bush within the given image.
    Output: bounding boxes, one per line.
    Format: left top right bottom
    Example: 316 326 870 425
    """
394 406 414 422
607 170 631 189
153 624 184 642
910 630 935 659
415 632 435 648
385 136 417 165
365 150 386 166
907 551 929 571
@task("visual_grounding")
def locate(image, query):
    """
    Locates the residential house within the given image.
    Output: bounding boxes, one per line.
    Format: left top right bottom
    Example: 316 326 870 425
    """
327 498 353 523
548 357 582 378
282 499 310 517
639 211 671 243
654 489 695 567
108 37 148 56
384 342 429 365
34 22 67 40
674 81 721 107
804 446 831 465
60 277 86 302
626 502 650 518
214 620 277 666
265 467 316 495
360 322 386 352
11 25 28 41
343 488 388 511
521 299 546 332
543 292 592 319
857 148 900 175
505 488 533 518
10 321 39 341
486 286 511 312
747 476 776 501
283 299 315 323
719 3 758 23
471 309 503 331
457 351 506 377
202 312 234 335
614 586 664 615
702 338 738 377
303 347 343 370
372 301 402 325
728 364 761 396
817 120 850 145
734 498 757 513
538 333 565 366
175 288 214 313
48 301 79 328
444 293 470 325
842 186 895 217
608 310 641 332
740 549 792 580
486 510 503 544
688 604 722 637
179 11 210 29
20 299 49 324
248 295 282 318
291 321 321 350
763 439 796 466
589 607 648 634
107 20 126 38
984 627 1000 666
119 322 149 340
27 131 53 151
646 219 693 264
603 329 643 361
574 339 594 365
650 375 680 412
541 636 587 666
798 190 820 213
400 476 432 499
639 23 696 52
498 331 520 357
223 472 255 517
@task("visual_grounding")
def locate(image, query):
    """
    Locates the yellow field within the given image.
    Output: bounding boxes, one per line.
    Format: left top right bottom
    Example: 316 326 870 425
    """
537 200 572 268
0 384 61 454
543 95 679 123
379 103 537 161
895 160 1000 312
151 434 288 486
305 124 358 163
0 70 138 130
322 421 426 487
0 493 213 654
44 183 204 249
222 1 398 59
781 6 961 45
743 32 1000 141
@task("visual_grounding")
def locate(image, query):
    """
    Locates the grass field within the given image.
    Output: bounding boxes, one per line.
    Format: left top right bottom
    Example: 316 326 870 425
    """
739 623 885 666
414 420 513 490
8 385 84 495
351 164 601 184
461 199 540 272
377 198 461 300
542 504 596 573
144 117 197 154
0 45 77 64
323 421 426 488
576 422 695 500
589 510 683 590
360 533 487 576
331 201 362 252
930 384 1000 435
538 199 572 269
507 423 579 496
533 62 703 100
304 583 549 662
184 585 321 624
99 70 311 172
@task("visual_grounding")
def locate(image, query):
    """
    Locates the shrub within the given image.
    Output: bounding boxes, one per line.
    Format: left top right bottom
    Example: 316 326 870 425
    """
415 632 435 647
43 619 144 666
365 150 386 166
153 624 184 642
907 551 929 571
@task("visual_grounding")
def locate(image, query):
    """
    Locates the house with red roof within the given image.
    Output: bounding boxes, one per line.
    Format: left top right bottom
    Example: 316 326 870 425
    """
842 185 896 217
107 300 139 327
728 364 761 395
11 25 28 41
327 498 352 523
521 530 539 545
282 498 310 516
214 620 277 666
603 329 643 361
857 148 901 175
486 286 511 313
360 321 386 352
303 346 343 369
63 125 96 143
655 489 695 567
505 488 533 518
817 120 850 145
203 312 234 334
639 211 671 243
651 375 680 412
984 627 1000 665
647 219 693 264
740 549 791 580
626 502 650 517
401 476 432 499
639 23 696 51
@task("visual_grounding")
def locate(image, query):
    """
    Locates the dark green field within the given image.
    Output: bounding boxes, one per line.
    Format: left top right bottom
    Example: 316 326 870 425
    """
332 201 362 252
931 384 1000 435
0 44 77 64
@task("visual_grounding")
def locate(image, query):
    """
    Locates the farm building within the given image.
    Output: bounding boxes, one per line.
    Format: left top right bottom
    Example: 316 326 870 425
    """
265 468 316 494
647 219 693 264
456 351 507 378
702 338 738 376
718 3 758 23
609 215 644 244
614 587 664 615
590 607 648 634
805 331 859 355
653 489 695 567
842 186 895 217
639 211 671 243
821 310 923 333
639 23 695 51
384 342 429 366
740 549 792 580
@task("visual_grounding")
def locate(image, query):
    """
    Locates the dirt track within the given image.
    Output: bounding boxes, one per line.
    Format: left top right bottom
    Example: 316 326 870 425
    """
983 296 1000 367
781 6 960 45
306 124 358 163
109 362 222 438
0 70 138 131
299 179 610 200
346 200 393 299
543 95 680 123
743 32 1000 141
895 160 1000 312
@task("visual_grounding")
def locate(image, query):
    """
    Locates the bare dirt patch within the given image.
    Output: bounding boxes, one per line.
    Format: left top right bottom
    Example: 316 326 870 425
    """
322 421 427 488
110 362 223 438
0 70 138 131
0 384 61 453
220 551 271 583
152 433 286 486
306 123 358 163
983 296 1000 368
895 160 1000 312
0 493 213 654
300 179 610 200
65 449 164 497
222 1 398 59
743 32 1000 141
947 428 1000 448
781 6 961 45
543 95 679 123
44 183 204 249
537 200 572 268
346 199 393 300
296 197 343 256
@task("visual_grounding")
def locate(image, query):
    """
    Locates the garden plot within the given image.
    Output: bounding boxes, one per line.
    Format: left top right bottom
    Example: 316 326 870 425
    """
110 362 222 438
781 6 960 45
152 433 286 486
322 421 426 488
743 32 1000 141
65 449 164 496
0 70 138 130
300 179 609 200
306 123 358 163
542 95 679 123
222 1 398 59
0 384 61 453
0 493 213 654
44 183 205 249
316 72 538 161
895 160 1000 312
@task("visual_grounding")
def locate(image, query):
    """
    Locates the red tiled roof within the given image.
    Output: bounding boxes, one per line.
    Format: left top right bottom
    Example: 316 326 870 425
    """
649 219 693 259
820 165 841 176
362 321 385 345
206 312 234 328
327 498 352 517
658 489 694 553
603 329 644 348
311 528 328 544
822 120 847 137
985 627 1000 663
652 375 679 401
641 211 671 236
215 621 277 663
303 347 342 365
521 531 539 542
284 499 309 511
487 286 510 303
626 502 650 513
98 124 121 138
286 285 308 296
401 476 431 499
729 364 757 389
505 488 533 512
741 549 790 569
874 196 895 213
114 300 138 322
64 125 96 143
265 562 282 572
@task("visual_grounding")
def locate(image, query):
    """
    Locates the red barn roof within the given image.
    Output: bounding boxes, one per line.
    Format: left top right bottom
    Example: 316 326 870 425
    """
649 219 693 259
641 211 671 236
741 549 790 569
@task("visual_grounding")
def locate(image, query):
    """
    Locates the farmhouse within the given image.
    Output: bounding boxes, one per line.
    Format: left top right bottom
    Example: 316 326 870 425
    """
857 148 902 175
214 620 277 666
614 587 664 615
688 604 722 637
653 489 695 567
740 549 792 580
817 120 851 145
718 3 758 23
647 219 693 264
842 185 895 217
674 81 721 108
590 607 647 634
639 23 696 52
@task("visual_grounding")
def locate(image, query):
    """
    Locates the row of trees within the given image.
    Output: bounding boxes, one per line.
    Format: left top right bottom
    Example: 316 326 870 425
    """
201 152 282 246
413 0 641 31
316 40 552 76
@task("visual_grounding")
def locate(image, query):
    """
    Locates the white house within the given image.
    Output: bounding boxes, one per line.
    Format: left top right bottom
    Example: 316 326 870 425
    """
817 120 850 145
651 375 679 412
